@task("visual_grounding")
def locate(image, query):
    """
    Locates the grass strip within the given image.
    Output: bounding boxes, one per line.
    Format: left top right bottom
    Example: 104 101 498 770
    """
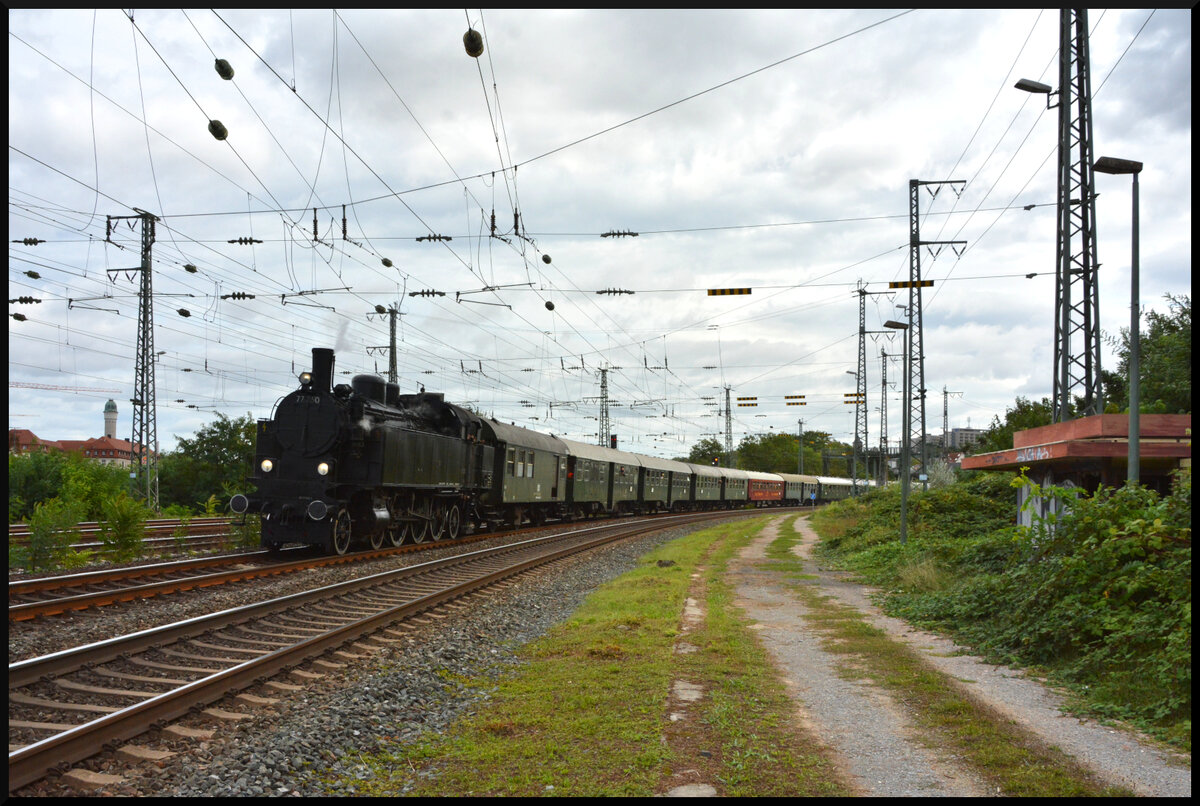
770 516 1132 797
347 517 849 796
680 520 852 796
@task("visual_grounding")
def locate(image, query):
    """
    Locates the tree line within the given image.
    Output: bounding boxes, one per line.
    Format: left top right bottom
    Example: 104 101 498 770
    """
9 412 256 525
970 293 1190 455
675 431 856 476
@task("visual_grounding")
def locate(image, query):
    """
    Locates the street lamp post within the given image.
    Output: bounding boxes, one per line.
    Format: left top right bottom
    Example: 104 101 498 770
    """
884 319 909 544
797 418 804 475
1094 156 1144 484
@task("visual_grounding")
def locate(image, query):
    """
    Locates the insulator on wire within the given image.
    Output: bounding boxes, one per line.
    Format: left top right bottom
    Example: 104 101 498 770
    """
10 296 41 304
542 254 552 264
177 308 191 317
381 258 393 268
23 271 41 279
228 237 262 245
12 313 27 322
214 58 235 80
208 119 228 140
220 292 255 300
463 28 484 58
184 264 198 273
12 237 45 246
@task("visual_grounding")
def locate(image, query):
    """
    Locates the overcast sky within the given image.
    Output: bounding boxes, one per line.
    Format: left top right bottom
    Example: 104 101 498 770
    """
8 9 1192 460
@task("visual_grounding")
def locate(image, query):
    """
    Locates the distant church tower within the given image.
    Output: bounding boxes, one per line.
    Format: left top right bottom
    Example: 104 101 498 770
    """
104 399 118 439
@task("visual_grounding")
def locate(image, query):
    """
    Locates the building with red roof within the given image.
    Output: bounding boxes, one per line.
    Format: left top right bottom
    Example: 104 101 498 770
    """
8 400 146 468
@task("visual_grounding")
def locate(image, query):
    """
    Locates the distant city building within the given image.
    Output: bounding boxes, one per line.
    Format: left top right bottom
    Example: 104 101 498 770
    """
947 427 984 450
8 400 146 468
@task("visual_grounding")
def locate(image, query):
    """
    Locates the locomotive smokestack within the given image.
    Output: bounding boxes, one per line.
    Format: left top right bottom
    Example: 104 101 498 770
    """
311 348 335 393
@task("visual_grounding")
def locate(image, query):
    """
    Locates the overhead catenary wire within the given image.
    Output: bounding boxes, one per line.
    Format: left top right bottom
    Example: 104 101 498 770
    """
8 10 1180 453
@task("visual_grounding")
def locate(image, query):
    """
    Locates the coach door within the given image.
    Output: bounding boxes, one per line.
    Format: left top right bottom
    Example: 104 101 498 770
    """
552 456 565 499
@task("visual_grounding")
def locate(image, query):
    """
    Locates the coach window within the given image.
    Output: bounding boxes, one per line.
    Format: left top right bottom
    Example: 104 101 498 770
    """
527 452 535 478
507 448 516 477
517 450 526 478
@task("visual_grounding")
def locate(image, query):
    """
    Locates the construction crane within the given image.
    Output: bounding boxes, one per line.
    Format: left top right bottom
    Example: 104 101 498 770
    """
9 382 121 393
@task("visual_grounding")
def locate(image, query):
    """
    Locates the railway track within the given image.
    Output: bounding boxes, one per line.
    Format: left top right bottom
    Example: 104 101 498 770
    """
8 510 749 792
9 516 240 559
9 508 800 621
8 518 562 621
9 549 312 621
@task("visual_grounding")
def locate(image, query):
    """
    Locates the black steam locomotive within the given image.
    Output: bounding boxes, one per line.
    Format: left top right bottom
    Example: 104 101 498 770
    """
231 347 858 554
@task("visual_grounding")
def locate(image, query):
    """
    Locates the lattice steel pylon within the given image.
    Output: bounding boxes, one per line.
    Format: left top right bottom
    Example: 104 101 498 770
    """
598 367 610 447
109 209 160 510
724 386 733 467
388 306 399 384
1052 7 1103 421
906 179 965 482
852 281 868 492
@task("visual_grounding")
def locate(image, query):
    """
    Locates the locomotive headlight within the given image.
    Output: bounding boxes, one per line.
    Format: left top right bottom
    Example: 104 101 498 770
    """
299 371 313 386
317 462 330 476
260 459 274 473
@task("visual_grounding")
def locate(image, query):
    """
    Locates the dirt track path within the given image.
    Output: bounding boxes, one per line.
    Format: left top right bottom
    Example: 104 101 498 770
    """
727 515 1191 797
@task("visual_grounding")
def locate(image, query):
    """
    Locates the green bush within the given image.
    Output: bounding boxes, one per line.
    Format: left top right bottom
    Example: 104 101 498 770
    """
959 473 1192 741
812 472 1015 558
231 513 261 550
812 469 1192 749
98 493 150 562
8 451 136 523
17 497 90 572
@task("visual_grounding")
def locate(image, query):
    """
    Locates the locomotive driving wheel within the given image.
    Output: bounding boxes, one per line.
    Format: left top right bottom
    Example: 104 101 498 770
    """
369 528 385 550
444 503 462 540
332 509 352 555
429 501 446 542
410 498 430 544
387 524 405 547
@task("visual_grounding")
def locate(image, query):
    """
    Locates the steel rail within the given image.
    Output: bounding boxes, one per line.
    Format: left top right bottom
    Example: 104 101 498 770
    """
9 550 281 595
